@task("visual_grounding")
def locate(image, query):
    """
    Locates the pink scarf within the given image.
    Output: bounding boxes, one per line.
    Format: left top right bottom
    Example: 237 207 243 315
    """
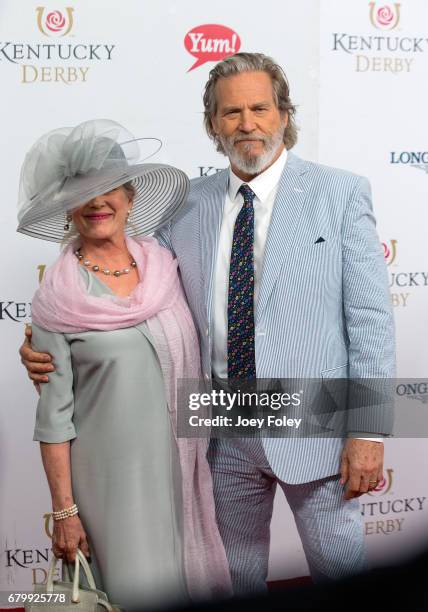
32 236 232 600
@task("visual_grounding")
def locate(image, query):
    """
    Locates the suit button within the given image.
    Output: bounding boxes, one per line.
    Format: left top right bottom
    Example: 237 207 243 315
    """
204 373 210 380
205 328 209 336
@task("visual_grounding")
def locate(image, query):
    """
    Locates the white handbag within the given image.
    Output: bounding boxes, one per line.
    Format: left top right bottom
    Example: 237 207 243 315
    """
25 549 117 612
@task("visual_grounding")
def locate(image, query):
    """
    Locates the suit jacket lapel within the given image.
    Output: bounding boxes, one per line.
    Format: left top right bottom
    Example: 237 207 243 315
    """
199 169 229 323
256 153 311 323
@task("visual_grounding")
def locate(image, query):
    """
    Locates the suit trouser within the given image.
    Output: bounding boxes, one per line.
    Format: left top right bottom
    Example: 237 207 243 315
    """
207 438 367 595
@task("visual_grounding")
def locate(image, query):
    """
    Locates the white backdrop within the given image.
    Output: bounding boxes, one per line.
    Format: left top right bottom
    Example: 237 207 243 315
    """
1 0 427 592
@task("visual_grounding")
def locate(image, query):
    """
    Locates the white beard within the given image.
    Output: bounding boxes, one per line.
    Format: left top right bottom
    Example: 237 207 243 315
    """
218 125 285 176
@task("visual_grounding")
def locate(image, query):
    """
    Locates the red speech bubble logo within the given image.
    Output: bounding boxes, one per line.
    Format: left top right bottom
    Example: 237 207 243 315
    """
184 24 241 72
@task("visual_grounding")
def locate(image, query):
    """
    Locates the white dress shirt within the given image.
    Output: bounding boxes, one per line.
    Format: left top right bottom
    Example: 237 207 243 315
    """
210 148 380 443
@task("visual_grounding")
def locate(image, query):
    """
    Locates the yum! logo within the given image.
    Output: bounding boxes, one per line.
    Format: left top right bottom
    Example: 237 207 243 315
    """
36 6 74 37
369 3 401 30
184 24 241 72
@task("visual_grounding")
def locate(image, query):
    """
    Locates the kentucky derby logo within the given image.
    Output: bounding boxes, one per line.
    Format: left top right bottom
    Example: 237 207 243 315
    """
332 2 426 75
382 240 397 266
369 3 400 30
368 468 393 496
2 6 114 85
184 24 241 72
36 7 74 37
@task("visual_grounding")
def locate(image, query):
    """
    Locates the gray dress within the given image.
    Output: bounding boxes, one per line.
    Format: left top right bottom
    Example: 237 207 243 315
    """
33 267 189 610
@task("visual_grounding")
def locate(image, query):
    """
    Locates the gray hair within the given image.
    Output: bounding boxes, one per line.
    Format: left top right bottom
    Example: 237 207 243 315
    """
203 52 298 153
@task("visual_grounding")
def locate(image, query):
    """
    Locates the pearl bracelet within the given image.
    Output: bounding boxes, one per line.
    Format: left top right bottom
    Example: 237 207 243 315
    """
52 503 79 521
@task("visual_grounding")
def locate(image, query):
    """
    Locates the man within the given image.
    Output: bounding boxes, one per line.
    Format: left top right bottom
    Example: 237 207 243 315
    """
21 53 395 594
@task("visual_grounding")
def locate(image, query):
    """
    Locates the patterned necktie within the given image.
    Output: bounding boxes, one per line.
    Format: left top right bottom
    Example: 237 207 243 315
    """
227 184 256 379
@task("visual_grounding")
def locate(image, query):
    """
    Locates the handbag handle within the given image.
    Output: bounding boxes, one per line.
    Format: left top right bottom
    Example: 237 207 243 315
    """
47 549 97 601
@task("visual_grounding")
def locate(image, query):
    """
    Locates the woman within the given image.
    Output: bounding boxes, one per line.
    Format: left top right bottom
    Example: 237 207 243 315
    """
17 119 231 609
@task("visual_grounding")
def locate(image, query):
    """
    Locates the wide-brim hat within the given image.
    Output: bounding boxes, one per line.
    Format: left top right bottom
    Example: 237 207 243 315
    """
17 119 189 242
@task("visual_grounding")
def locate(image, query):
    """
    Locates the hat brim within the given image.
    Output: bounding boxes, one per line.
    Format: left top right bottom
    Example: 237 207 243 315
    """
17 163 189 243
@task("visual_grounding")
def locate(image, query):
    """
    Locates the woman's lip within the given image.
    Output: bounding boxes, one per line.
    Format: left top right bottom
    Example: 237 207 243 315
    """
84 213 112 221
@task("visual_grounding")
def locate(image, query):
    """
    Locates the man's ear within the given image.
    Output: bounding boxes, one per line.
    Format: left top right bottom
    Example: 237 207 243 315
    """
210 116 219 135
282 111 289 128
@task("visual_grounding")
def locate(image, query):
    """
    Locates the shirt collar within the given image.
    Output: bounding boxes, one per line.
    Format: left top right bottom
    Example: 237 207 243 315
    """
228 147 288 203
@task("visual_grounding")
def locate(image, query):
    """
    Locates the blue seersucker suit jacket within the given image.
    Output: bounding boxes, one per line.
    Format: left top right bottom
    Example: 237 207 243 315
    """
156 152 395 484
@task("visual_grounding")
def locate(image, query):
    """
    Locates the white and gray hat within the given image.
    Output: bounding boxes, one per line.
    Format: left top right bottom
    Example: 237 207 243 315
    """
17 118 189 242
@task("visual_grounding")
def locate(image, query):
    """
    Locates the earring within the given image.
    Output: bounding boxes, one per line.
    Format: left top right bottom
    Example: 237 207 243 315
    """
64 214 72 232
126 210 131 224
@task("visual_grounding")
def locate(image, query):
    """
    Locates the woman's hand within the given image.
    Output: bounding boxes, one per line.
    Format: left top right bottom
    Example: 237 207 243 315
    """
52 515 90 563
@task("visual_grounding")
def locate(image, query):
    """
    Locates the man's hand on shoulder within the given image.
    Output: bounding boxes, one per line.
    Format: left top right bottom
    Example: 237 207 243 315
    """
340 438 384 500
20 324 55 392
